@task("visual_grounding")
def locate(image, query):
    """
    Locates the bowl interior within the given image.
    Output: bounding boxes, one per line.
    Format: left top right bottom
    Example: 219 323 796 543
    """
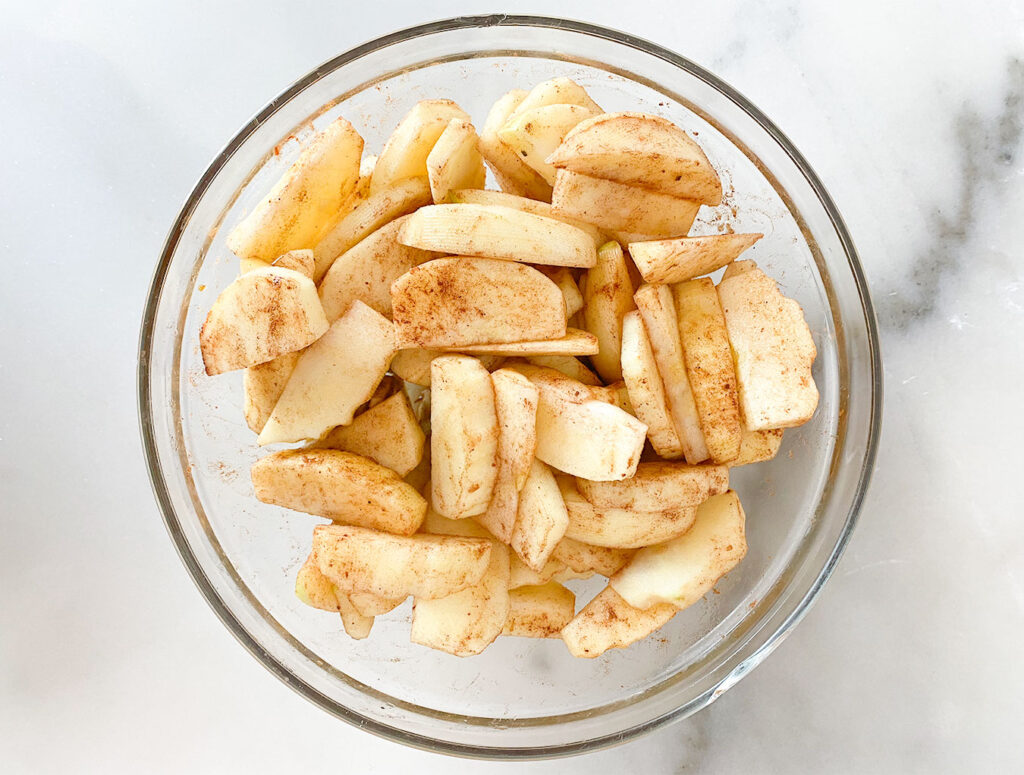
142 17 877 757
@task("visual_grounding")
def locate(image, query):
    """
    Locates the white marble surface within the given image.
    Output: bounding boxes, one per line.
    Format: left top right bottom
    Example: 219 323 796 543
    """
1 1 1022 771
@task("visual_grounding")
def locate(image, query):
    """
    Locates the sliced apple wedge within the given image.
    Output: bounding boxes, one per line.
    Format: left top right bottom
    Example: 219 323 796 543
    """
336 592 375 640
620 310 685 459
526 355 600 385
498 103 599 184
243 350 301 434
576 461 728 510
398 204 597 268
313 176 432 282
252 449 427 535
315 392 425 477
508 554 569 588
537 267 585 318
411 541 510 656
582 241 636 381
313 524 492 600
226 117 363 263
479 89 552 201
610 490 747 610
552 170 701 237
551 538 634 577
348 590 404 618
239 248 316 278
200 266 328 375
717 265 818 430
547 112 721 204
295 554 341 612
371 100 470 193
634 284 709 463
561 586 677 658
674 278 742 462
558 476 698 548
258 301 396 444
476 369 538 542
721 258 757 281
439 330 597 357
390 348 504 387
430 356 499 519
318 215 436 322
447 189 604 246
426 118 486 203
502 582 576 638
629 233 762 284
506 77 603 121
729 426 784 467
510 459 569 571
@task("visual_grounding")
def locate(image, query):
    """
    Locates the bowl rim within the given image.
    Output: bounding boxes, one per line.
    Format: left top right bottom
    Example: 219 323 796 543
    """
138 13 883 760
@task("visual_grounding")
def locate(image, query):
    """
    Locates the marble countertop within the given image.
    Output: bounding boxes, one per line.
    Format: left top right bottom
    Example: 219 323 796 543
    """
2 1 1021 772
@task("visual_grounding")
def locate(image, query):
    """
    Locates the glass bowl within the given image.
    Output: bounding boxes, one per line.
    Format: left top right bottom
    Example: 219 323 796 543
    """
138 15 882 759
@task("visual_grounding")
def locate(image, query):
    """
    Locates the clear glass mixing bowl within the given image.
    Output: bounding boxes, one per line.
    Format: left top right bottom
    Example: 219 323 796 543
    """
138 15 882 759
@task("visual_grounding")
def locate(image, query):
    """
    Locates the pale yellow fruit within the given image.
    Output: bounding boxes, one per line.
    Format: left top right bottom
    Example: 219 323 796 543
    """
551 537 634 577
510 459 570 572
478 90 552 200
506 77 602 122
498 103 599 184
502 582 576 638
437 330 596 357
371 100 470 193
536 267 585 319
729 426 784 467
315 392 425 477
426 118 486 203
628 233 761 284
243 351 301 434
525 355 600 385
582 241 636 382
561 586 676 658
447 189 603 246
575 461 729 511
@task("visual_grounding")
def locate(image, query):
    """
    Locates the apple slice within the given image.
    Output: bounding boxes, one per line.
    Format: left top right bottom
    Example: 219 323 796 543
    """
430 356 499 519
411 541 510 656
582 241 636 381
510 459 570 571
674 278 742 462
390 349 504 387
476 370 538 542
478 90 552 201
525 355 600 385
610 490 747 610
558 476 698 548
314 524 492 600
426 118 486 203
620 310 685 459
318 215 436 322
398 204 597 268
258 301 396 444
551 538 634 577
313 176 432 282
508 554 569 588
721 258 757 281
634 284 709 463
561 586 677 658
729 426 784 467
576 462 728 510
238 248 316 278
371 100 470 193
243 351 301 434
447 189 604 246
252 449 427 535
336 592 375 640
314 392 425 477
502 582 576 638
199 266 328 375
628 233 762 284
226 117 363 264
506 77 603 121
437 330 596 357
547 112 721 204
498 103 599 184
294 554 342 612
552 170 701 237
717 265 818 430
348 591 404 617
537 267 585 318
391 258 566 348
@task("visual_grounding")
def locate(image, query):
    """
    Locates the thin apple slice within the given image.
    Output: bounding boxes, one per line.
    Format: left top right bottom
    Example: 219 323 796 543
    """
437 330 596 357
628 233 762 283
674 278 742 462
551 538 634 577
391 258 566 348
729 426 784 467
525 355 600 385
611 491 747 610
398 204 597 268
243 351 301 433
430 356 499 519
314 524 492 601
295 554 342 612
721 258 757 281
252 449 427 535
717 265 819 430
498 103 599 184
537 267 585 318
239 248 316 278
336 592 375 640
199 266 328 375
348 591 404 617
226 117 363 263
313 176 432 282
561 586 677 658
552 170 701 237
502 582 576 638
634 284 709 463
390 349 504 387
510 459 569 571
447 189 604 246
315 392 425 477
258 301 396 444
426 118 486 203
620 310 685 459
478 89 552 201
508 554 568 588
371 100 470 193
476 369 538 542
506 77 603 121
582 241 636 381
575 461 728 510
